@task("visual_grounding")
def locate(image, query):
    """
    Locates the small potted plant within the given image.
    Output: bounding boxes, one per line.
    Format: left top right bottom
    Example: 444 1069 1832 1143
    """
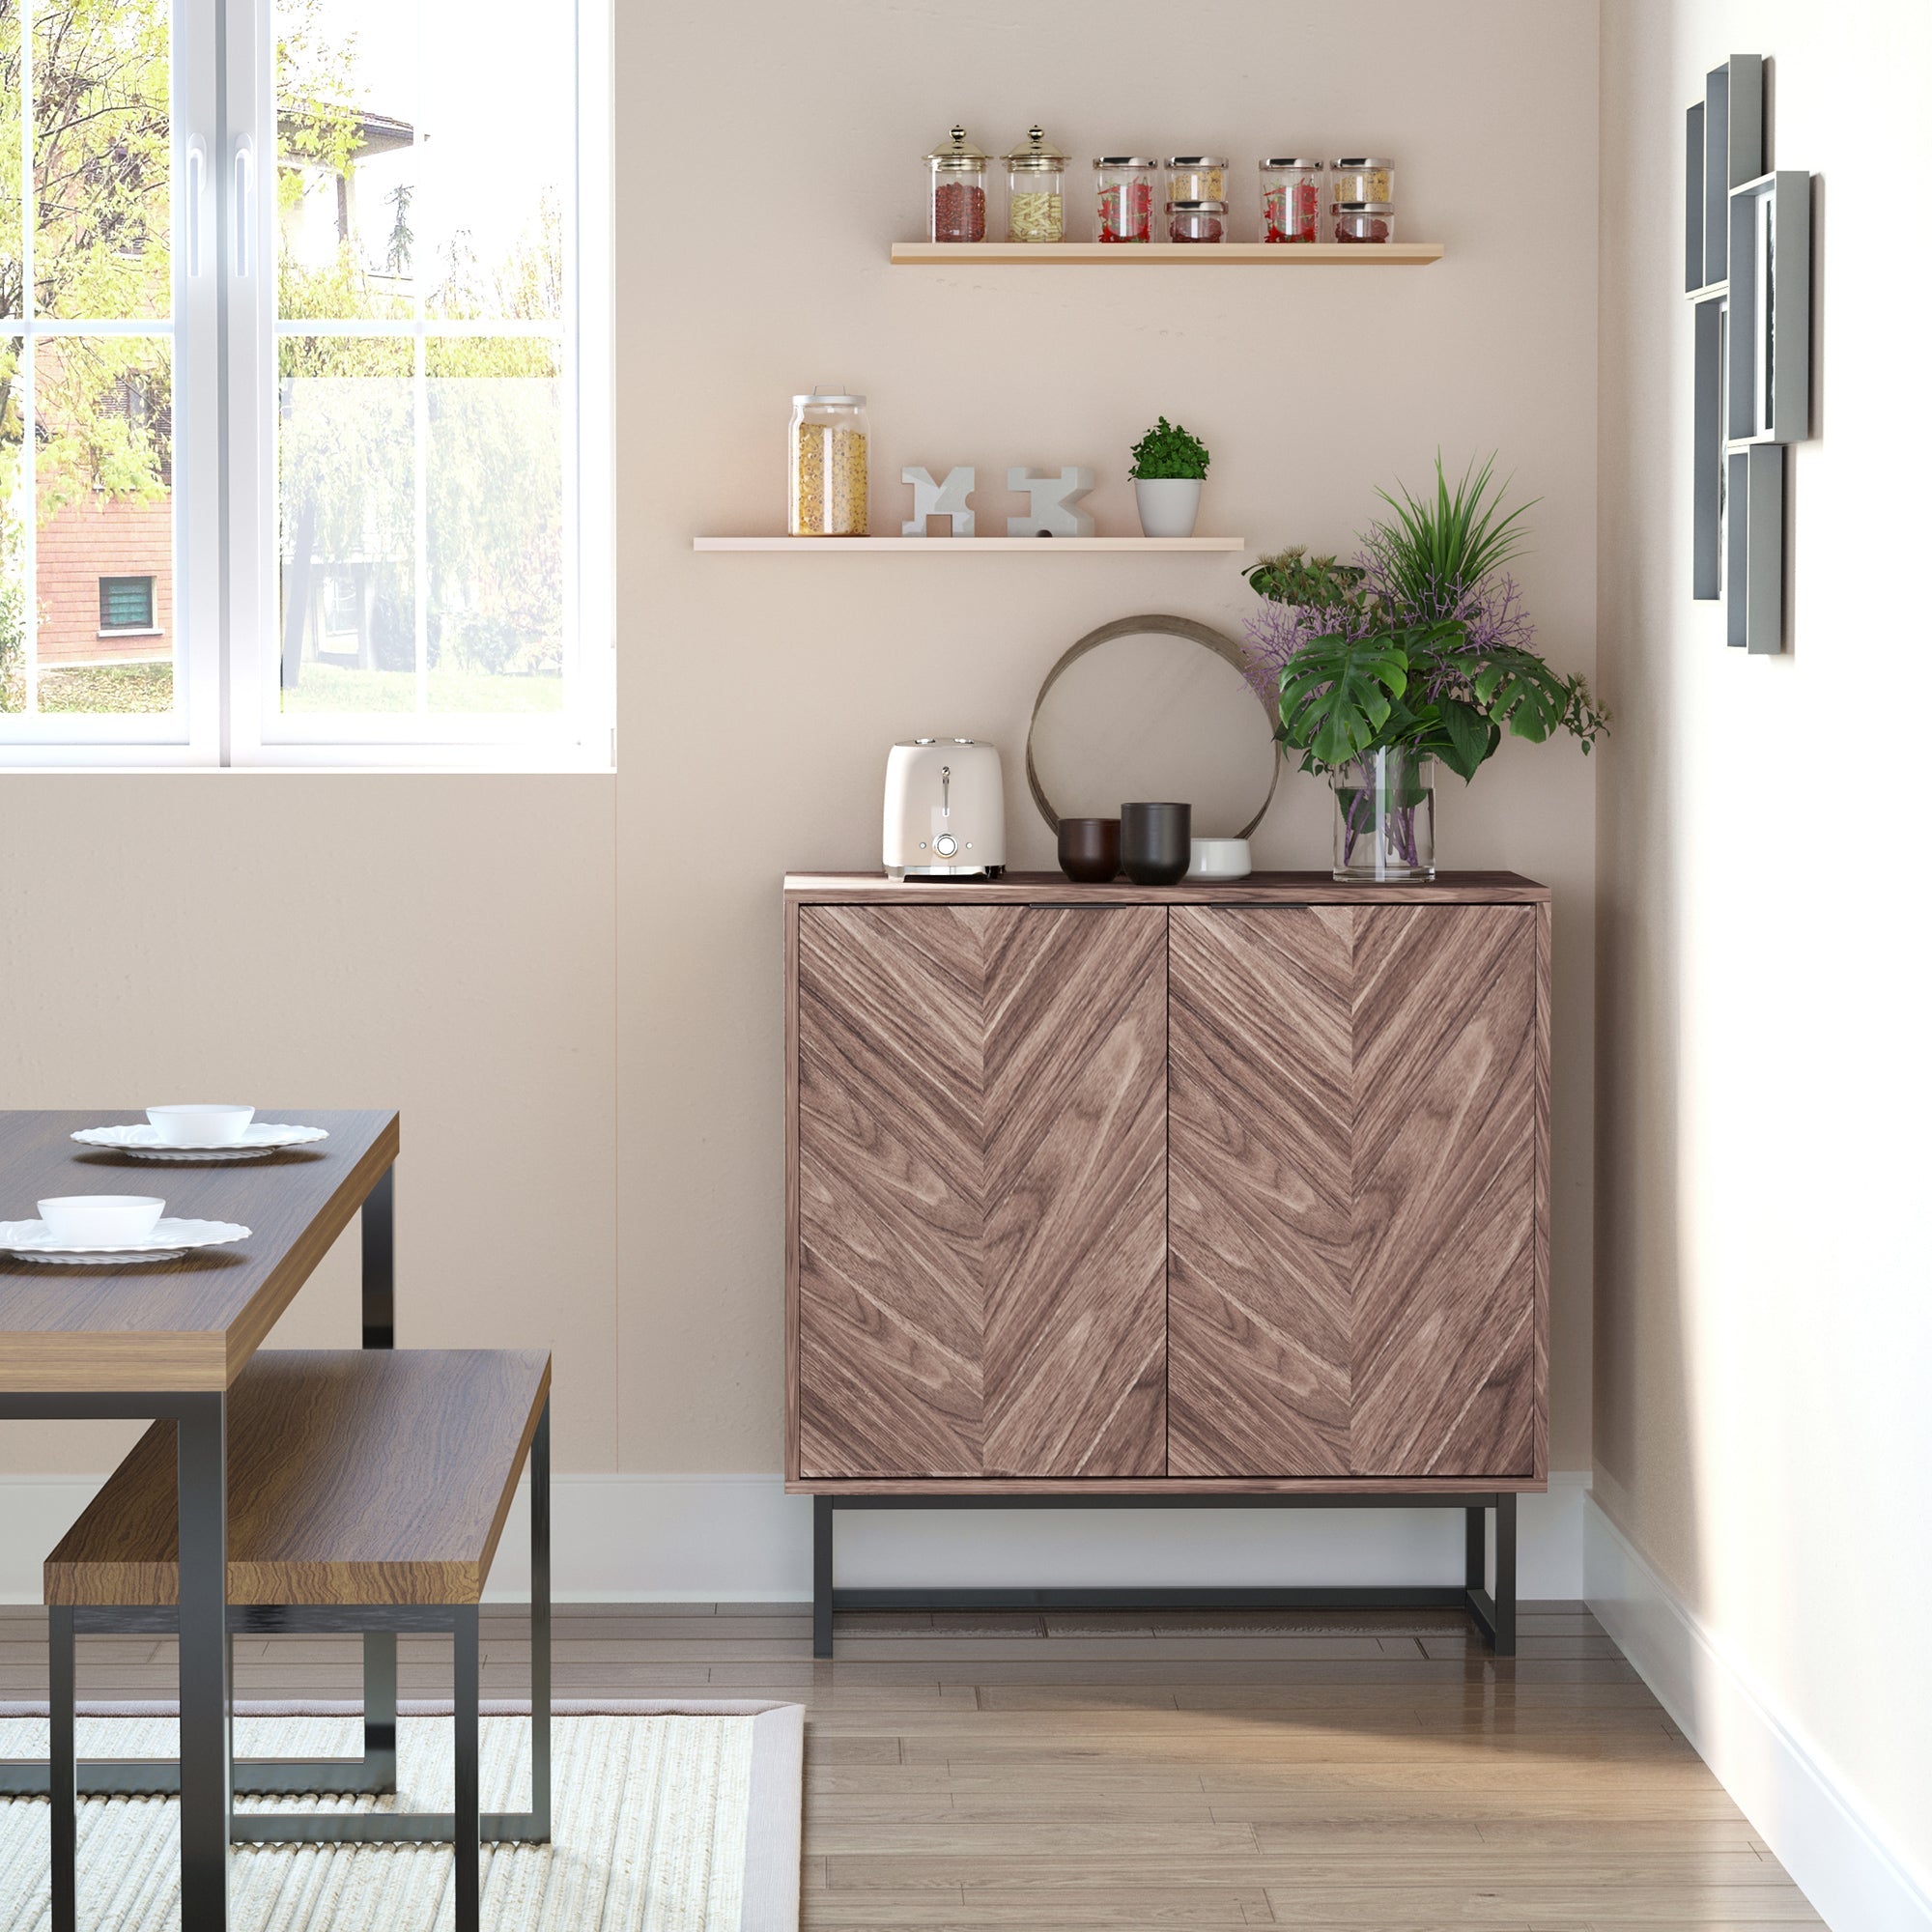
1128 417 1209 537
1243 455 1608 880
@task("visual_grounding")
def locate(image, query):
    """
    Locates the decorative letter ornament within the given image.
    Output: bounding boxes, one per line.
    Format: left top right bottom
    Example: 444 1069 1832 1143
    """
901 466 977 537
1007 466 1096 538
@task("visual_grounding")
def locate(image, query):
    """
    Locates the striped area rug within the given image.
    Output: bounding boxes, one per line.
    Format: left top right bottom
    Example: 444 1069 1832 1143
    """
0 1700 802 1931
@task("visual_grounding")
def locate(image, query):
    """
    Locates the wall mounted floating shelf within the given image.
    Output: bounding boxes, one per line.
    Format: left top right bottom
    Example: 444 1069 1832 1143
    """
890 242 1443 267
693 536 1245 553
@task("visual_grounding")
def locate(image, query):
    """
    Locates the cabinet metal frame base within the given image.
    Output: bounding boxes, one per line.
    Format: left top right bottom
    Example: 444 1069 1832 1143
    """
810 1490 1518 1660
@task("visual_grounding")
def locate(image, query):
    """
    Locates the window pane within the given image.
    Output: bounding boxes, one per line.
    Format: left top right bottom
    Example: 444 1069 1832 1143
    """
277 334 415 713
1 340 21 712
1 3 21 320
276 0 417 323
34 0 172 321
426 337 561 713
419 0 569 321
33 333 174 714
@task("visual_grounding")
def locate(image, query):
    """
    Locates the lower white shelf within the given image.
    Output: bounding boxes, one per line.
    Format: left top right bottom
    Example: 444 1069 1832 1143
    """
693 535 1246 553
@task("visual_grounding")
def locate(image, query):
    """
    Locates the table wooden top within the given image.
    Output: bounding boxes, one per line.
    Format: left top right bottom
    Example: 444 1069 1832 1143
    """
46 1349 551 1605
0 1110 398 1395
783 871 1552 905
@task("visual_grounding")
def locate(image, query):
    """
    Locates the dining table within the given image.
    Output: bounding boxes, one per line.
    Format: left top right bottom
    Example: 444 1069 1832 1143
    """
0 1107 401 1931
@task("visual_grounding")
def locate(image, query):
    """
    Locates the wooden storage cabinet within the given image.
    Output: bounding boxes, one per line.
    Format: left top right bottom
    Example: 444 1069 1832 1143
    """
785 874 1549 1494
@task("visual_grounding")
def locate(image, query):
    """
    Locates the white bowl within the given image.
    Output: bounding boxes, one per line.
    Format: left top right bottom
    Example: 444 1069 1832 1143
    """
146 1105 255 1147
1186 837 1252 881
36 1196 166 1246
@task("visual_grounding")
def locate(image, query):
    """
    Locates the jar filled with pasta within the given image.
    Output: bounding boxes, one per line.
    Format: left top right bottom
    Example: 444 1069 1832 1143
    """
1093 156 1157 243
1259 157 1323 242
1003 125 1065 242
926 126 988 242
1165 155 1229 203
789 391 869 536
1330 156 1395 208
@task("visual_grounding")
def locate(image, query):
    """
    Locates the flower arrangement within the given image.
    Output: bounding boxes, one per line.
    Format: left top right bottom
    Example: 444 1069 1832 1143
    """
1127 416 1210 481
1244 453 1607 781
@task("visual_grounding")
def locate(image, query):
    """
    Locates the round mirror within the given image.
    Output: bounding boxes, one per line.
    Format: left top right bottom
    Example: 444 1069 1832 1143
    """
1025 614 1280 835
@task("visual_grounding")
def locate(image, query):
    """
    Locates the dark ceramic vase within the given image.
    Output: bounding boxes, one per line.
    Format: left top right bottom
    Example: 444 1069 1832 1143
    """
1057 816 1122 882
1121 802 1191 886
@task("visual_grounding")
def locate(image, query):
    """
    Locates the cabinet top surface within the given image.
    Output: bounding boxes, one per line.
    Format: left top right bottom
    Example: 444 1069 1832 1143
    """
784 871 1550 905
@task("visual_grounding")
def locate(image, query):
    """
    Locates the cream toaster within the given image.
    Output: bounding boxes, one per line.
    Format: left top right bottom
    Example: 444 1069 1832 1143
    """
883 739 1006 879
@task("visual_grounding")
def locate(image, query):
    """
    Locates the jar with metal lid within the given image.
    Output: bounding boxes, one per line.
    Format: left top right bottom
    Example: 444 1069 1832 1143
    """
1332 202 1395 244
926 125 987 242
1003 125 1065 242
1331 156 1395 207
789 390 869 536
1167 198 1227 243
1093 156 1156 243
1259 157 1323 243
1166 155 1228 203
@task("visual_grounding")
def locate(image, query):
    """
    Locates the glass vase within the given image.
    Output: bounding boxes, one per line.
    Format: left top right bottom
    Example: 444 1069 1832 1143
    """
1331 750 1435 881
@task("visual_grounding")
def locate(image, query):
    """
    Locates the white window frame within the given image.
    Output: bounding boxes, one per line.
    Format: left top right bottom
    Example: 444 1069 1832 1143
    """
0 0 613 772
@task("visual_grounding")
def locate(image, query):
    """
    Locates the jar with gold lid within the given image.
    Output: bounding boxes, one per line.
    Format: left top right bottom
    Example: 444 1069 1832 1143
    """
1002 125 1065 242
926 125 988 242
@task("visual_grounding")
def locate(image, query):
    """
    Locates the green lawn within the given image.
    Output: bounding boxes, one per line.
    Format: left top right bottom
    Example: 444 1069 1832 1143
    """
281 663 564 715
28 663 175 714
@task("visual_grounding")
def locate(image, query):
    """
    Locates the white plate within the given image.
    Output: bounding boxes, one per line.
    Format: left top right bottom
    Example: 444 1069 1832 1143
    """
0 1218 250 1261
72 1123 328 1155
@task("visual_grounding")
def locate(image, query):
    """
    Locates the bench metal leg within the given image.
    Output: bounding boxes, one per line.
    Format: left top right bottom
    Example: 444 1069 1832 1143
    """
360 1633 398 1791
49 1605 75 1932
454 1605 481 1932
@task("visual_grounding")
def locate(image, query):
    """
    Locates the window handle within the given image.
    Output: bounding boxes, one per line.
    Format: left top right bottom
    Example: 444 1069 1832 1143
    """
185 136 209 278
232 139 256 279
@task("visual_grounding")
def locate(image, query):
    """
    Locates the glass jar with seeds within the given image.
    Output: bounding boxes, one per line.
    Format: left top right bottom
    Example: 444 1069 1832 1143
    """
1330 156 1395 211
926 125 989 242
1165 156 1229 204
1002 124 1066 243
789 391 869 537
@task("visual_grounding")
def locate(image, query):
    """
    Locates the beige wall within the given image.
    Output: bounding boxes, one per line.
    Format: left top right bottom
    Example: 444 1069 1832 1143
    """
2 4 1602 1507
1596 0 1932 1883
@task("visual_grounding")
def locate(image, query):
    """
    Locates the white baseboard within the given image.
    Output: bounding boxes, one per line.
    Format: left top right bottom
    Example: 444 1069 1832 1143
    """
1585 1497 1932 1932
0 1470 1590 1605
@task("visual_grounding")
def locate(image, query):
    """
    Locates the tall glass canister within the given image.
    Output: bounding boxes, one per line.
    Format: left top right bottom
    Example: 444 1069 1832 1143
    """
1093 156 1157 242
1259 157 1323 242
1003 125 1066 242
789 391 869 536
926 125 988 242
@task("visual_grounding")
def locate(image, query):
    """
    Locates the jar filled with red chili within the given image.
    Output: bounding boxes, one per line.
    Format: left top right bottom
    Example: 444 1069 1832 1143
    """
1333 201 1395 243
1093 156 1157 243
1167 198 1227 243
1259 157 1323 243
926 125 988 242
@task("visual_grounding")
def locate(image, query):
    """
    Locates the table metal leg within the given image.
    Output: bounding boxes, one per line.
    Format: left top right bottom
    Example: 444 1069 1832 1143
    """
530 1399 552 1841
177 1393 231 1931
49 1605 76 1932
361 1164 395 1350
453 1605 481 1931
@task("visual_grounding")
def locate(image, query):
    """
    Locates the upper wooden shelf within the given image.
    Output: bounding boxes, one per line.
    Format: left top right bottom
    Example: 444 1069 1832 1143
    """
890 241 1443 267
694 536 1244 553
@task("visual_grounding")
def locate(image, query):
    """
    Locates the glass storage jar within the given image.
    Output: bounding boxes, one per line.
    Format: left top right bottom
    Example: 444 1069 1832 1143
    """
926 125 988 242
1165 155 1229 203
1093 156 1156 243
789 390 869 536
1003 124 1065 242
1333 201 1395 244
1331 156 1395 207
1167 198 1227 243
1259 156 1323 242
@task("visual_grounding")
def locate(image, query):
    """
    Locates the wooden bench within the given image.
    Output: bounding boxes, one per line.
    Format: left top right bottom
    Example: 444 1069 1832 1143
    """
44 1348 552 1932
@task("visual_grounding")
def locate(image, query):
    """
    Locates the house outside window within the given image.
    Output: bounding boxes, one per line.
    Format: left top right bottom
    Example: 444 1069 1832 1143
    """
99 577 158 635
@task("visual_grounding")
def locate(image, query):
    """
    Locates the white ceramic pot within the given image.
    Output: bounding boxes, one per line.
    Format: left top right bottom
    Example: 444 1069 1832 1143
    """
1133 477 1203 538
1185 837 1252 880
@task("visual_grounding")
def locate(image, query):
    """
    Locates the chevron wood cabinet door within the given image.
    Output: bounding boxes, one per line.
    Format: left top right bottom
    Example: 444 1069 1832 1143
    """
1168 902 1540 1481
793 901 1167 1481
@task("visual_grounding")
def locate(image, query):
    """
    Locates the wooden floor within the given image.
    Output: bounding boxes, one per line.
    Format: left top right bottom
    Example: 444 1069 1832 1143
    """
0 1601 1822 1930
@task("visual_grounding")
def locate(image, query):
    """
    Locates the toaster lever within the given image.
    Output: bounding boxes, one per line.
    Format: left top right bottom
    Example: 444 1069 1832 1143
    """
941 765 951 817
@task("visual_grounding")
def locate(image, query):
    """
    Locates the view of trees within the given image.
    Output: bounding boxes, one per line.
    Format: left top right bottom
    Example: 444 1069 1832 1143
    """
2 0 567 716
